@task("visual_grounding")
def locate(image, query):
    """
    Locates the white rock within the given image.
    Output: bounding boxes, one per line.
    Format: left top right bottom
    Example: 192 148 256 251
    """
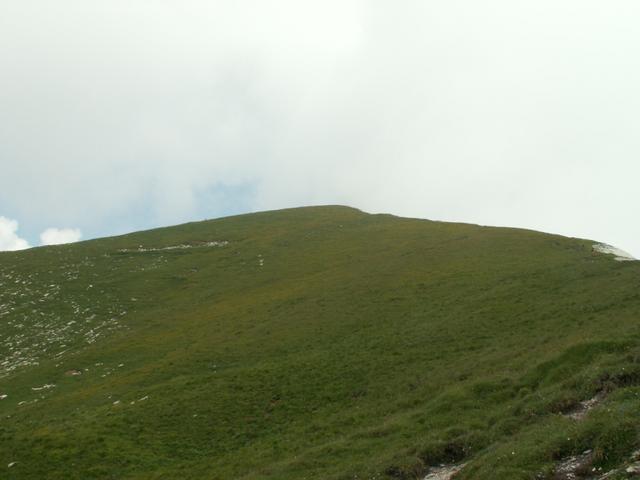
626 462 640 474
31 384 56 391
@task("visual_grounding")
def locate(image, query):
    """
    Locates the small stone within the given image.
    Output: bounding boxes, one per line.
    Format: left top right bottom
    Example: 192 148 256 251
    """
626 462 640 474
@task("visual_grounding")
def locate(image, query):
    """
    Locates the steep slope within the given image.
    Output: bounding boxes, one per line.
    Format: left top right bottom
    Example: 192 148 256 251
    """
1 206 640 479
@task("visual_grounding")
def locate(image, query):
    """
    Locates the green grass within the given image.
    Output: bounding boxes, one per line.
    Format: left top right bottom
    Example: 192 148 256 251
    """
1 205 640 479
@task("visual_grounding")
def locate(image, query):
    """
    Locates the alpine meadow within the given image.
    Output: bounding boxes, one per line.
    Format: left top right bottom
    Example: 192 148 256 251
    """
2 206 640 479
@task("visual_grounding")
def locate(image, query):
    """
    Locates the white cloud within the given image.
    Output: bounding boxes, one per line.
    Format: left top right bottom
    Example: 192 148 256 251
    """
0 217 30 251
1 1 640 255
40 228 82 246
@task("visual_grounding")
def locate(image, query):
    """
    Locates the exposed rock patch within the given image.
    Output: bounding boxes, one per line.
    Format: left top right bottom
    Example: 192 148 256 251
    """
626 462 640 475
565 392 606 421
552 450 609 479
117 241 228 253
592 243 636 262
551 447 640 479
423 463 466 480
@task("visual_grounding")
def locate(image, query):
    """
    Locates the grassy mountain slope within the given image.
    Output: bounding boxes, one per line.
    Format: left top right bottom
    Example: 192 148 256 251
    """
1 206 640 479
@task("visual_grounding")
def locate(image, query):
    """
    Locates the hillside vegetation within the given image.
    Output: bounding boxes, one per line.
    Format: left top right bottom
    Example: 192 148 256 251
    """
1 206 640 479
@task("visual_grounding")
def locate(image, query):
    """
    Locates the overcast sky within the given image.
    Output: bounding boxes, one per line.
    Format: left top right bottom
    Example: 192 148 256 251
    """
1 1 639 253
